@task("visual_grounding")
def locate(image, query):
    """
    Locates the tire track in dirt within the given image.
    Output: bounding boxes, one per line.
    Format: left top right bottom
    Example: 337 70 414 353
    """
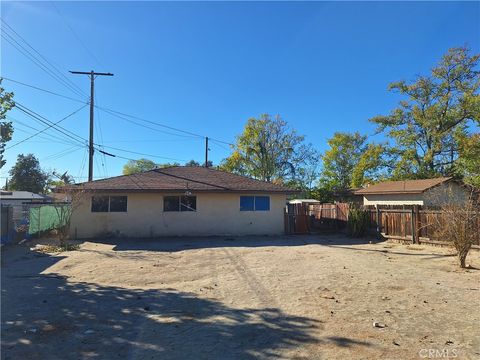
221 247 278 308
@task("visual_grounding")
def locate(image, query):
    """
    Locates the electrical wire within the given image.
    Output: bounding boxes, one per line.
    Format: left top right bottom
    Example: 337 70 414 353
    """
50 1 104 67
2 76 234 146
1 77 86 104
1 18 87 98
6 104 88 149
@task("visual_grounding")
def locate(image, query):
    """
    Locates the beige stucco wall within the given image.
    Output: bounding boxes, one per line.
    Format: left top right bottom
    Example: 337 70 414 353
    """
70 192 287 239
362 182 469 207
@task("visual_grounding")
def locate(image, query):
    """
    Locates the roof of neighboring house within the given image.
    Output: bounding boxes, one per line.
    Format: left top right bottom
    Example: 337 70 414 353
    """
62 166 298 194
355 177 453 195
0 190 51 201
289 199 321 204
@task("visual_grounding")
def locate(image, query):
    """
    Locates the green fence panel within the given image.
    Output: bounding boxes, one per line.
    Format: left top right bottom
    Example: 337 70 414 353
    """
28 205 71 235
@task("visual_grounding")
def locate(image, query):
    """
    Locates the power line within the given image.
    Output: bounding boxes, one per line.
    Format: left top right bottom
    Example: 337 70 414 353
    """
1 76 234 145
97 105 234 145
1 32 85 98
6 104 88 149
15 102 88 146
1 77 87 104
50 1 104 67
1 18 87 98
13 102 187 162
7 117 81 146
98 106 199 139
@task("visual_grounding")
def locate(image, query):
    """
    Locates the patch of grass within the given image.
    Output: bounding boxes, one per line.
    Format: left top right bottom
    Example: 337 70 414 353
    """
383 244 397 249
406 245 424 251
35 244 80 253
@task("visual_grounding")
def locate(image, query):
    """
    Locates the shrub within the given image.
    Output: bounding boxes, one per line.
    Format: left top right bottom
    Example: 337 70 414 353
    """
436 196 479 268
347 206 369 237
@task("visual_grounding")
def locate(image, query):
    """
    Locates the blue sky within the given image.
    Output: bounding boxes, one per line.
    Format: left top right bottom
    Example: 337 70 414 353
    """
1 1 479 181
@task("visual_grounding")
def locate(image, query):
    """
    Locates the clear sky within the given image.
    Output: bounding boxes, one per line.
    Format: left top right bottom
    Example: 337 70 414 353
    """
1 1 479 182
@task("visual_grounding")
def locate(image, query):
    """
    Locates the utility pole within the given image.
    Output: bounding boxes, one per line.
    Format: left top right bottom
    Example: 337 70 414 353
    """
205 137 209 167
70 70 113 181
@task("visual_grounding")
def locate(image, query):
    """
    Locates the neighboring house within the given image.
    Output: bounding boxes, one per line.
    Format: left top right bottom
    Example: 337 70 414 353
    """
288 199 320 205
65 166 297 238
0 190 52 206
355 177 471 207
0 190 52 224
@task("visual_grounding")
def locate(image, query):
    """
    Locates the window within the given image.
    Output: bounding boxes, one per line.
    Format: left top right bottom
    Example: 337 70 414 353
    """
240 196 270 211
240 196 255 211
92 196 109 212
91 196 127 212
164 196 197 212
164 196 180 212
180 196 196 212
109 196 128 212
255 196 270 211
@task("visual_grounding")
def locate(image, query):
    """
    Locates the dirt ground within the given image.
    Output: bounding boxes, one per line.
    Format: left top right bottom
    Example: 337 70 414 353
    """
1 235 479 360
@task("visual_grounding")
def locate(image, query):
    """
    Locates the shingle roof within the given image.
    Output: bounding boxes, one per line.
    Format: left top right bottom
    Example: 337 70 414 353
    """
355 177 452 195
67 166 297 193
0 191 50 200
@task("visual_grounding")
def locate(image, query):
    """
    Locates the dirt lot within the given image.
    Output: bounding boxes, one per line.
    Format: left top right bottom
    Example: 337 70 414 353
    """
1 235 479 360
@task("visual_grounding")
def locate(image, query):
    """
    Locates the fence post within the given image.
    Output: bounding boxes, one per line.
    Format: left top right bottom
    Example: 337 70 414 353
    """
414 205 421 245
410 208 416 244
376 206 381 240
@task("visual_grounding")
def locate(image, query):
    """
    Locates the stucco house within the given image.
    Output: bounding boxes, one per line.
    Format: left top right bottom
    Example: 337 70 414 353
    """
66 166 297 239
355 177 471 207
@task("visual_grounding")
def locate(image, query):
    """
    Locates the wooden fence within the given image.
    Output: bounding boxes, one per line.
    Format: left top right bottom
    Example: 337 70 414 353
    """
285 202 480 247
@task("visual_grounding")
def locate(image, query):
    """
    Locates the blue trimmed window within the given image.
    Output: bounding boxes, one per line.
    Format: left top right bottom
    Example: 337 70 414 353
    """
240 196 270 211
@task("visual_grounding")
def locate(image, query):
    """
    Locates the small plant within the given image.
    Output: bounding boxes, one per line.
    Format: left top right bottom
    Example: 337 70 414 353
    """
347 206 370 237
35 243 80 253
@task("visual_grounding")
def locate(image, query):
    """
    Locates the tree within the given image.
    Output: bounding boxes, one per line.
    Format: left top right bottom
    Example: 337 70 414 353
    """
370 47 480 179
122 158 157 175
185 160 200 167
455 133 480 187
47 170 75 191
221 114 317 183
8 154 49 193
0 79 15 169
319 132 386 193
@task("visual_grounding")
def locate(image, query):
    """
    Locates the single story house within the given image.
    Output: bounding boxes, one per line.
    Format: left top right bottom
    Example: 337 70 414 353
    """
0 191 52 221
354 177 471 207
65 166 297 238
0 190 52 206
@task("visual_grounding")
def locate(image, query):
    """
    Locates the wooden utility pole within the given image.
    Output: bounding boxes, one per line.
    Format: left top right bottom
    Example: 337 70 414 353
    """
70 70 113 181
205 137 209 167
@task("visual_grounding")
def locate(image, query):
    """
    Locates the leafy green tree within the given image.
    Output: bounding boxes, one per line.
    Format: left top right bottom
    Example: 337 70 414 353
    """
0 79 15 169
455 133 480 187
185 159 200 167
370 47 479 179
8 154 49 194
221 114 318 183
319 132 386 193
122 158 157 175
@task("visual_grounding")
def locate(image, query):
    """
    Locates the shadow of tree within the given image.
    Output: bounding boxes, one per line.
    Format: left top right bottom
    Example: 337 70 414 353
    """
93 234 376 253
1 247 324 360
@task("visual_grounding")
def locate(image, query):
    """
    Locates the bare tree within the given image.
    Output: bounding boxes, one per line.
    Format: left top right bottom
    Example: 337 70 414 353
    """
436 191 479 268
53 186 85 247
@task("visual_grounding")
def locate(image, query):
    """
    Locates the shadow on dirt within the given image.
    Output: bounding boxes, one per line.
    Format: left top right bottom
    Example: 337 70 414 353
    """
92 234 376 253
0 245 374 360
